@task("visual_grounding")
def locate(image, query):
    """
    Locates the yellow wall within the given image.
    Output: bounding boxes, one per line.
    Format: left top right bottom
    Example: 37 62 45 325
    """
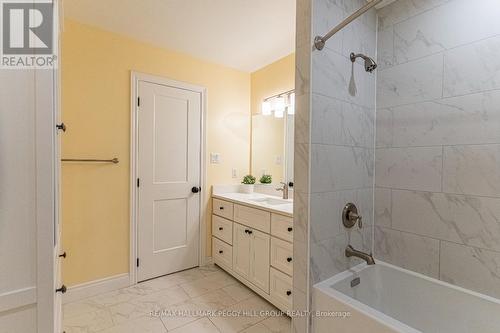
250 54 295 180
62 20 250 286
250 54 295 116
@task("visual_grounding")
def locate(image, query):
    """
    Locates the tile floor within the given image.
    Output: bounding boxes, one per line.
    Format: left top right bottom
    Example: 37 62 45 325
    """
63 265 291 333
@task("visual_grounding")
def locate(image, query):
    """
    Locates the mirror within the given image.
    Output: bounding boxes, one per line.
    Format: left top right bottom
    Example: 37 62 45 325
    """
251 112 294 185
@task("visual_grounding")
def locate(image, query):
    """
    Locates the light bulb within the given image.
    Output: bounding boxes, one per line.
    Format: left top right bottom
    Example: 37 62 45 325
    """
288 93 295 115
274 108 284 118
262 101 272 116
274 96 286 112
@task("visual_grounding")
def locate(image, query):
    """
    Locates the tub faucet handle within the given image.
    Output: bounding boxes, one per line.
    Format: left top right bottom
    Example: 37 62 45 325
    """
348 211 362 228
342 203 362 229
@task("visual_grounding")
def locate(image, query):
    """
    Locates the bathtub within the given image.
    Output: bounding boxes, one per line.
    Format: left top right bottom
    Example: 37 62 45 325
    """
313 261 500 333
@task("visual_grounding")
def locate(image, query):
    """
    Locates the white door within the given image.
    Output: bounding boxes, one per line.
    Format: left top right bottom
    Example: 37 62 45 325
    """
137 80 201 282
250 229 270 292
232 223 251 279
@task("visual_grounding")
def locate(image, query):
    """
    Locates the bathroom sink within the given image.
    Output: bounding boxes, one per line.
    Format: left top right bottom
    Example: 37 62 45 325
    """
250 197 291 206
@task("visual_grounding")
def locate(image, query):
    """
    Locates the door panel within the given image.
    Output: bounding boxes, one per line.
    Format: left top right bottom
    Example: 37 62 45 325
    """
137 80 201 282
232 223 251 279
153 96 188 183
250 229 270 292
153 198 187 251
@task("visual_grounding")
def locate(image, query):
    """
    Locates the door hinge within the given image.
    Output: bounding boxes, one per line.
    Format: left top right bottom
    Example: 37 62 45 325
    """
136 258 140 267
137 178 140 187
137 97 140 107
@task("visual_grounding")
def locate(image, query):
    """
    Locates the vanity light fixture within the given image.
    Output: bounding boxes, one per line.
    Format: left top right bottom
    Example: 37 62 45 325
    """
261 90 295 118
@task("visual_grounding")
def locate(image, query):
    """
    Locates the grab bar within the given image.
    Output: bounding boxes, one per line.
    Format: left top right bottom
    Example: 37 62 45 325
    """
62 158 119 164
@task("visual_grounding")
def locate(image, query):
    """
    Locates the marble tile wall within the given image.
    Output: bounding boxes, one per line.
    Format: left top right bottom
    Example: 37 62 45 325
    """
294 1 377 331
293 0 312 332
375 0 500 298
309 0 377 286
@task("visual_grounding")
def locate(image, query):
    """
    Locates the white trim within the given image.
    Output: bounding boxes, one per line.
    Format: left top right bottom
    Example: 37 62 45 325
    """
129 71 208 285
35 46 58 333
63 273 130 304
0 287 37 313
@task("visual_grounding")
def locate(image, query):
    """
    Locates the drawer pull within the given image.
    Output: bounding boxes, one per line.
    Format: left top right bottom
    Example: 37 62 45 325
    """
219 227 223 231
244 229 253 235
219 250 224 254
287 257 292 262
59 251 67 258
219 206 224 210
286 290 292 296
287 227 293 232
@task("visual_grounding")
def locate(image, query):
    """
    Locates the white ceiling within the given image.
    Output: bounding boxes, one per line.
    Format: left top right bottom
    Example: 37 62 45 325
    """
63 0 296 72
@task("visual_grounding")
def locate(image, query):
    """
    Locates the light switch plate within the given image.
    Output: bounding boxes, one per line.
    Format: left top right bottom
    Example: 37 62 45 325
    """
210 153 221 164
232 168 238 178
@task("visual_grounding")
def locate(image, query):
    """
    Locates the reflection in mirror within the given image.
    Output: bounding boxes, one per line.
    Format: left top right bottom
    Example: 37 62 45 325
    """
251 92 294 185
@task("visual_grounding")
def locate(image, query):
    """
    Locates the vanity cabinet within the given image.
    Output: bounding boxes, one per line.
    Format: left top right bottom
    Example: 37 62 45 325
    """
232 223 270 292
212 196 293 312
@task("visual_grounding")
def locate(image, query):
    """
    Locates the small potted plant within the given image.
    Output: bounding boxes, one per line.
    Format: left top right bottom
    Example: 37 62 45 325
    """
241 174 256 193
259 174 272 184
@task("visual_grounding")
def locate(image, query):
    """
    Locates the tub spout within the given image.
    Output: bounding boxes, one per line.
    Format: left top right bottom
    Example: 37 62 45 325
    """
345 245 375 265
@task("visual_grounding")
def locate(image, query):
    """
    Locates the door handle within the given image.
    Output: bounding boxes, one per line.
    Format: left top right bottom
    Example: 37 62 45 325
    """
56 285 67 294
219 227 223 231
287 227 293 232
191 186 201 193
286 290 292 296
56 123 66 132
287 257 292 262
59 252 67 258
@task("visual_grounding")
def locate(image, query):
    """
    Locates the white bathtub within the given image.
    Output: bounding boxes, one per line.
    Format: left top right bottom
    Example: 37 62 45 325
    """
313 261 500 333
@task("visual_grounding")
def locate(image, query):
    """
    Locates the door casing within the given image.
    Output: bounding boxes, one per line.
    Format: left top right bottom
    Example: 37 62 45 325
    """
129 71 208 285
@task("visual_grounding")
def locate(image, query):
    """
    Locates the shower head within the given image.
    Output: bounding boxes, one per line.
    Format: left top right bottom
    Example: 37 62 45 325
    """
350 53 377 73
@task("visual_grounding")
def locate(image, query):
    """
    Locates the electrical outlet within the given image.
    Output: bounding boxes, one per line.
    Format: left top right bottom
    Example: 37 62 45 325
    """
210 153 221 164
232 168 238 178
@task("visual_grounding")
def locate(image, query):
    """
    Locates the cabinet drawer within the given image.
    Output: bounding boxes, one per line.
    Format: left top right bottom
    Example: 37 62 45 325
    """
212 215 233 245
270 237 293 276
271 214 293 242
234 204 271 233
213 237 232 270
270 267 292 312
213 198 234 220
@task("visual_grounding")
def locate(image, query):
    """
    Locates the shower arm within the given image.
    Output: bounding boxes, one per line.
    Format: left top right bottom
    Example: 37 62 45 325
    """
314 0 382 51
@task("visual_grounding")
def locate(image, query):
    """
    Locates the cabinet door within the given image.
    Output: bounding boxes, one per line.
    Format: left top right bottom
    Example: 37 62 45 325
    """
232 223 251 279
250 229 270 293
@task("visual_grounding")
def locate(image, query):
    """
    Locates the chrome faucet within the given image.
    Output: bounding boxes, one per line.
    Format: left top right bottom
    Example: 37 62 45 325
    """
276 182 289 199
345 245 375 265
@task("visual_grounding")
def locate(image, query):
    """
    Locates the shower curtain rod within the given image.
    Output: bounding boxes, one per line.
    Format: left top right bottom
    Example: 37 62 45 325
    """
314 0 382 51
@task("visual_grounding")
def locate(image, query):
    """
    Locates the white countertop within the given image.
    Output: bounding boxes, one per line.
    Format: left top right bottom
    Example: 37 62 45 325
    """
212 191 293 217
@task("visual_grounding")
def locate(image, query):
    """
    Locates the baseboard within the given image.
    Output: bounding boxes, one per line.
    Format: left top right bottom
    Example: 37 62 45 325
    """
63 273 130 304
0 286 36 313
202 256 214 266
